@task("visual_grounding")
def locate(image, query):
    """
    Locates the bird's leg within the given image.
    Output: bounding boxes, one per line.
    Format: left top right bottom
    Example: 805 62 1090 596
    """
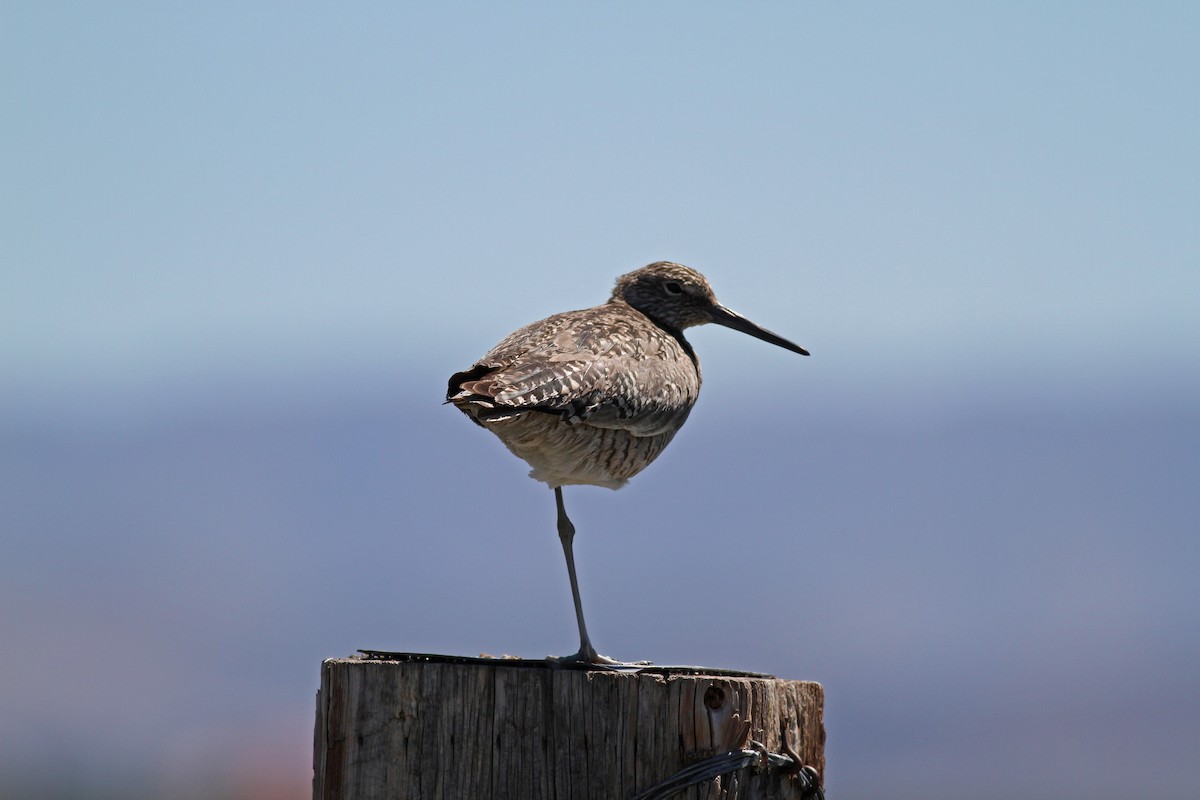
554 486 619 665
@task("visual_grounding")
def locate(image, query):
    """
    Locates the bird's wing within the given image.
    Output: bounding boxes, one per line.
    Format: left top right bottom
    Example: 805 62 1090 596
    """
448 307 699 437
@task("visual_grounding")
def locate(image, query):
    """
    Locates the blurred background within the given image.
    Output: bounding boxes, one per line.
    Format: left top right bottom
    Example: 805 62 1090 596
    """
3 3 1198 799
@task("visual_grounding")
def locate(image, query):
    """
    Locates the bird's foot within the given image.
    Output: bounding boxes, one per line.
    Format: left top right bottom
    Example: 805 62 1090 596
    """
547 647 652 669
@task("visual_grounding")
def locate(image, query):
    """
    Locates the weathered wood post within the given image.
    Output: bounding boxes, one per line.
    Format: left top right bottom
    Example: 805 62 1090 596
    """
313 652 824 799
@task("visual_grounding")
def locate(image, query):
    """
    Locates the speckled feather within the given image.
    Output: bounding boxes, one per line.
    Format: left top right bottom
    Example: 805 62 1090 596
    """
447 262 801 490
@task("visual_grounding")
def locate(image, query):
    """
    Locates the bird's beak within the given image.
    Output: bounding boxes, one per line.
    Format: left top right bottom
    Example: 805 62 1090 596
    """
708 304 809 356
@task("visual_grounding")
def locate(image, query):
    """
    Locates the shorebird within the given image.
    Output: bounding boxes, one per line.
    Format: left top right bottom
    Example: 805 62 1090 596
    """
447 261 808 664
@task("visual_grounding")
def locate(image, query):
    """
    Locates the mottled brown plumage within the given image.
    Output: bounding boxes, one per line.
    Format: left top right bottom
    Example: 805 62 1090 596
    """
447 261 808 664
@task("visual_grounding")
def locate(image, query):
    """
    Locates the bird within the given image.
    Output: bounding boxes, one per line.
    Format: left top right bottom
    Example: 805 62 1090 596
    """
446 261 808 664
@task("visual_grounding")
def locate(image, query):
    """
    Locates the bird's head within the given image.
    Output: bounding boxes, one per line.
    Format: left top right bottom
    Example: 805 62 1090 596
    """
610 262 720 330
610 261 809 355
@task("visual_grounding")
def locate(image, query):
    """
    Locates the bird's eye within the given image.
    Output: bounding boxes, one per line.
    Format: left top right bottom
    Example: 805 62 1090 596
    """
663 281 684 295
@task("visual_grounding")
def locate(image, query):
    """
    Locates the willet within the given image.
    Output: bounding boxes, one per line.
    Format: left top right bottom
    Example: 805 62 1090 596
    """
447 261 808 664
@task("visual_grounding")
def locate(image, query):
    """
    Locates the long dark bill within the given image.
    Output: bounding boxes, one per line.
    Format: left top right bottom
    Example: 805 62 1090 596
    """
709 304 809 356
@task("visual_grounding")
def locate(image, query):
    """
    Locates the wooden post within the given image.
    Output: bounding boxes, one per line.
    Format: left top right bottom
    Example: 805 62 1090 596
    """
313 652 824 800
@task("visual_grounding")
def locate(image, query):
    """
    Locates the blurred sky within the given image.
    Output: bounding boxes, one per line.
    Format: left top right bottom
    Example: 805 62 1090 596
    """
2 3 1198 800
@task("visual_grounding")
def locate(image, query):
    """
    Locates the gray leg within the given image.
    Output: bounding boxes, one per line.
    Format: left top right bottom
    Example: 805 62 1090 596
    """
554 486 617 665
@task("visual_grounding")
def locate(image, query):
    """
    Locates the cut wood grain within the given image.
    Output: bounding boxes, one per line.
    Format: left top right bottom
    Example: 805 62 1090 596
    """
313 654 824 800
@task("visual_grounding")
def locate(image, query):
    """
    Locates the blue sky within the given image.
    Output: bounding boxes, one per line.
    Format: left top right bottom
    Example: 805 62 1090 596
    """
3 4 1199 799
5 3 1196 414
